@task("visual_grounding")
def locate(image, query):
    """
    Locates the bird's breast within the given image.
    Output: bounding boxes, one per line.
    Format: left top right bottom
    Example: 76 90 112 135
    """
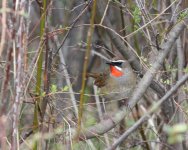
99 72 136 100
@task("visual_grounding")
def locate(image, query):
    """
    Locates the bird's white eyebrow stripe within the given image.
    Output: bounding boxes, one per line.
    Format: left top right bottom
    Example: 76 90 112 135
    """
111 60 125 63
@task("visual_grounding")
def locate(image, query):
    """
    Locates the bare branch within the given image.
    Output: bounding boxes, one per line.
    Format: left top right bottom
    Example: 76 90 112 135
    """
107 74 188 150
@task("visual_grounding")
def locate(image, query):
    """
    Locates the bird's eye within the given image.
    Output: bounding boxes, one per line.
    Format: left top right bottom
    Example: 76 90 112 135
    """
114 62 123 67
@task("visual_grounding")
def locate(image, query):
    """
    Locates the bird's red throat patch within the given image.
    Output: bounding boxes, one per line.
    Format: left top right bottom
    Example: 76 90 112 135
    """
110 65 124 77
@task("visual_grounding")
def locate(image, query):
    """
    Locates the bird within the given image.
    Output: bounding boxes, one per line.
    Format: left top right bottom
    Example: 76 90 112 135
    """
87 59 136 104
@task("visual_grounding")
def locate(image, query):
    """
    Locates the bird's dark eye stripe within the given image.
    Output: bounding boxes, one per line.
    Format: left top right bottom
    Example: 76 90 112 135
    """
112 62 123 66
106 61 124 67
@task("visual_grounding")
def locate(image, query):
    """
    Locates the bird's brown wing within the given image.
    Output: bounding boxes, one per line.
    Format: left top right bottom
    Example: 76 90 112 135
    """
86 71 108 88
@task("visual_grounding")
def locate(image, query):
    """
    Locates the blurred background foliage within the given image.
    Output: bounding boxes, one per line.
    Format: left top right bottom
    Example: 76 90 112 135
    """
0 0 188 149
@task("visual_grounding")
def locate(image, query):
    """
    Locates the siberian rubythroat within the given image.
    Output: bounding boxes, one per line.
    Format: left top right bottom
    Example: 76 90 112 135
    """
87 59 136 102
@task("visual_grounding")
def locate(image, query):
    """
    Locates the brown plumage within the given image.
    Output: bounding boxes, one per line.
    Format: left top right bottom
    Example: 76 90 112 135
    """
86 72 108 88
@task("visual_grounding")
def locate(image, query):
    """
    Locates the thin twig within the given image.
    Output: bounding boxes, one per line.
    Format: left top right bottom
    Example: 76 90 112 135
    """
53 0 93 59
56 37 78 117
99 0 110 25
75 0 97 140
125 0 178 38
94 85 110 148
0 0 7 56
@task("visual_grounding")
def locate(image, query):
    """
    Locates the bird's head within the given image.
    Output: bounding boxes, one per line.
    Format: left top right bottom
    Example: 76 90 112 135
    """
106 60 130 77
